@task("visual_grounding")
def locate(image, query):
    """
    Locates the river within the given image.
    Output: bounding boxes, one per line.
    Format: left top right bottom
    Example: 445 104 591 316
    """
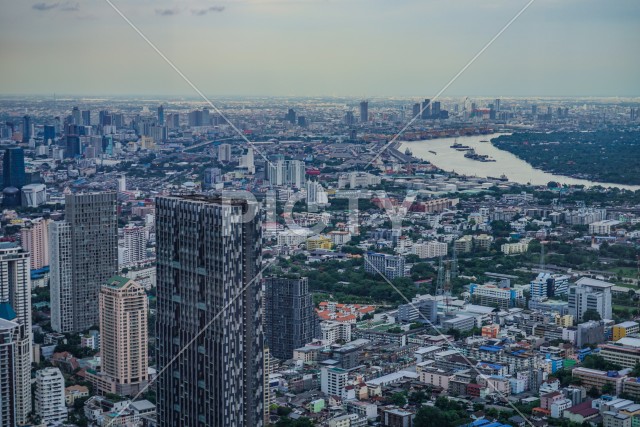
400 133 640 191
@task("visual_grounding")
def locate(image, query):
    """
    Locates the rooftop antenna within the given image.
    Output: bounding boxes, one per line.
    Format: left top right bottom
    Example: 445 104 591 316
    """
451 243 459 279
436 257 445 297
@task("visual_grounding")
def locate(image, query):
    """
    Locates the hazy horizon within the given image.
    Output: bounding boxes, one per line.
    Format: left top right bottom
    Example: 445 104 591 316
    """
1 0 639 97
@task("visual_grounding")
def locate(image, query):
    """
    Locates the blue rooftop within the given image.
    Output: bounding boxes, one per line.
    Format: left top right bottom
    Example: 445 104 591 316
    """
0 303 17 321
479 345 502 352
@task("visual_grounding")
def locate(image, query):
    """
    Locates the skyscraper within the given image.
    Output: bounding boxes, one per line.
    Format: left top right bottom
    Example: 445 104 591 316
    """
156 195 264 427
49 221 73 333
0 316 18 427
218 143 231 162
58 192 118 332
81 110 91 126
20 217 51 269
264 277 316 360
158 104 165 125
123 225 147 264
22 115 31 143
97 276 148 396
0 243 32 425
359 100 368 123
72 106 81 125
421 99 431 119
2 147 26 189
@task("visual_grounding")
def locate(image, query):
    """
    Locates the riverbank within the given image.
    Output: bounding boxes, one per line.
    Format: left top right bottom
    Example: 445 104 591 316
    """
400 133 640 191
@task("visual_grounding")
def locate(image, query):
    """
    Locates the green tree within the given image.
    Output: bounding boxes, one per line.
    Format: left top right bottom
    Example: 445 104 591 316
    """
582 309 601 322
390 392 407 406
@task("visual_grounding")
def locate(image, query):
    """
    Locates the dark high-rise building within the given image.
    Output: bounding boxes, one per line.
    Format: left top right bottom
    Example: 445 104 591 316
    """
65 135 81 158
286 108 296 124
412 103 421 118
297 116 307 127
156 195 264 427
2 147 26 189
494 98 501 112
72 106 81 125
264 277 316 360
81 110 91 126
359 101 368 123
99 110 112 126
421 99 431 119
432 101 441 119
61 192 118 332
344 111 355 125
22 115 32 143
158 105 165 125
43 125 56 144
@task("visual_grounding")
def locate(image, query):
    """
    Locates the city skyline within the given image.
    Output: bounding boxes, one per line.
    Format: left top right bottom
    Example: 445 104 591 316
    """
1 0 639 97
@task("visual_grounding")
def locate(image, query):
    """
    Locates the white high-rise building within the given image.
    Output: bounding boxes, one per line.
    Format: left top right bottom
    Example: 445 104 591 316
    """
35 367 67 424
49 221 74 333
21 183 47 207
306 181 328 206
240 147 255 174
0 317 19 427
568 277 614 321
117 175 126 192
267 159 306 188
0 242 32 425
218 143 231 162
123 226 147 264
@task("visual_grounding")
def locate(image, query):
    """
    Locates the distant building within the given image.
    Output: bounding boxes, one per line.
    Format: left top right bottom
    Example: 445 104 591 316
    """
2 147 26 189
0 317 19 427
21 183 47 207
364 252 406 280
413 241 447 259
359 101 368 123
264 277 316 360
568 277 614 321
35 367 67 424
530 273 570 300
21 217 51 269
96 276 148 396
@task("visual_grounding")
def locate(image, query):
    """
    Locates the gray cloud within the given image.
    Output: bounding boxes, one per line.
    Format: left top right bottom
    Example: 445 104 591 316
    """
33 1 79 12
32 2 59 11
60 2 79 12
191 6 225 16
155 8 181 16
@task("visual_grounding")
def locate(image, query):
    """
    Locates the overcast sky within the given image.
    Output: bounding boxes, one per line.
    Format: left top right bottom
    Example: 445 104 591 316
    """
1 0 638 97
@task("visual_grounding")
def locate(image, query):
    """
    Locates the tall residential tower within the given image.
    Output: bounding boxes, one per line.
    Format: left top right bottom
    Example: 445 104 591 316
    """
156 195 264 427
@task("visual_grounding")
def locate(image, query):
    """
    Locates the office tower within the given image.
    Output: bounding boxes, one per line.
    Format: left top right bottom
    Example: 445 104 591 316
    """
494 98 500 112
286 108 296 124
156 195 264 427
117 174 126 192
529 273 570 300
43 125 56 144
2 147 26 189
35 367 67 424
412 102 421 118
99 110 112 126
203 167 222 189
123 225 147 263
297 116 307 127
568 277 614 321
421 99 431 119
49 221 73 332
65 135 81 158
0 316 18 427
344 111 355 125
264 277 316 360
218 143 231 162
20 217 51 269
22 115 32 143
359 101 368 123
432 101 441 118
306 180 328 206
81 110 91 126
98 276 148 395
72 106 81 125
62 192 118 332
0 243 32 425
531 105 538 116
158 104 165 125
364 252 406 280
